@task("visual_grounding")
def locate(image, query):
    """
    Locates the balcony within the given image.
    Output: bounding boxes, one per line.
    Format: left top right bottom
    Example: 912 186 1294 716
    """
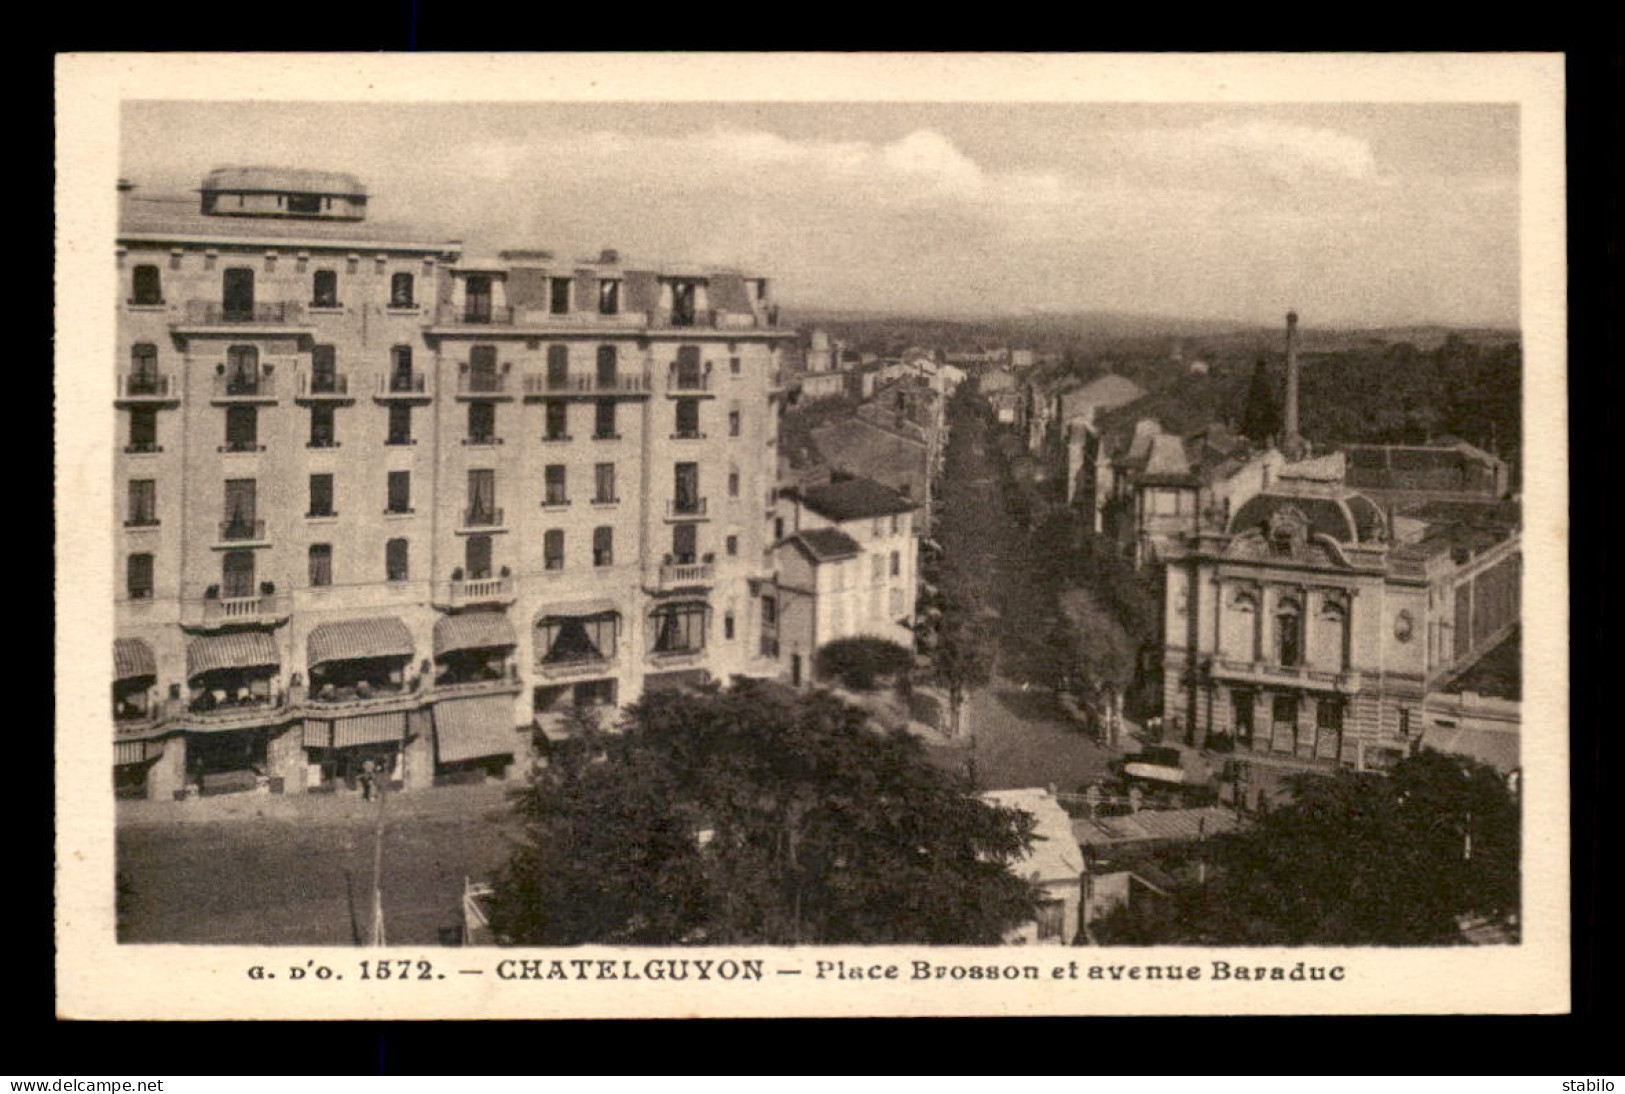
184 592 289 628
295 372 354 402
116 374 178 405
646 305 782 330
521 371 653 398
218 440 267 454
666 497 709 520
435 304 515 326
461 507 505 530
217 518 267 543
455 370 514 400
669 429 707 441
432 575 516 609
174 300 311 333
654 560 715 589
375 372 430 401
210 371 279 404
666 367 713 394
535 654 618 681
1210 657 1362 694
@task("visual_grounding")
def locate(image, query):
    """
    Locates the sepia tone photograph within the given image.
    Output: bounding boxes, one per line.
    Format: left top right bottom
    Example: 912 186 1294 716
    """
57 52 1569 1019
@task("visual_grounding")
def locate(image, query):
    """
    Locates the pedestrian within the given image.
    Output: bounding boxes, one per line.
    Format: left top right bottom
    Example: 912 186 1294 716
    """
360 758 377 801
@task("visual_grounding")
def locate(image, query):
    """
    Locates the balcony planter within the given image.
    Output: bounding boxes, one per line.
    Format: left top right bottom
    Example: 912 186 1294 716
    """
260 581 276 596
205 585 220 600
452 567 464 582
500 565 511 578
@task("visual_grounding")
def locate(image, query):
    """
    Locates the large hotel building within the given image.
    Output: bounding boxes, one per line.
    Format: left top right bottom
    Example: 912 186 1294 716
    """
113 166 798 800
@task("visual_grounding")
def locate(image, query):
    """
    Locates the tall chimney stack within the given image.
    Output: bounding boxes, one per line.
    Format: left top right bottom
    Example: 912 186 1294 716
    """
1282 310 1303 460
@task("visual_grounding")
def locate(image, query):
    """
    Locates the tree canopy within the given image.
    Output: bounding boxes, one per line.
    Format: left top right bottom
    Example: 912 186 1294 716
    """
815 636 915 691
488 680 1041 945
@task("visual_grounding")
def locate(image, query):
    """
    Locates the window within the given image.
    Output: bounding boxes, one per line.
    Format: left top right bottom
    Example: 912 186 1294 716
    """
674 463 700 514
890 550 901 577
387 404 413 445
550 277 571 315
466 470 497 526
287 192 321 215
670 282 697 327
1272 694 1298 725
728 470 740 497
594 399 617 439
675 398 701 438
872 555 885 584
126 553 154 599
308 473 335 518
728 408 741 437
130 265 162 305
223 479 257 538
388 345 415 391
891 514 901 534
547 345 569 389
468 401 497 444
594 463 616 503
386 538 409 582
538 613 618 663
221 550 255 599
725 534 738 557
308 404 337 448
544 465 567 506
310 344 339 392
672 522 698 564
1316 698 1345 731
774 516 785 540
129 344 160 391
598 280 620 316
651 602 707 654
595 345 618 386
127 407 159 452
729 356 741 375
464 535 491 580
674 345 703 388
387 471 411 514
308 544 333 587
469 345 500 391
224 405 259 452
222 267 255 321
312 269 338 308
545 400 569 441
126 479 157 527
544 529 565 571
761 595 777 627
1232 691 1256 742
593 526 613 567
724 612 735 640
225 345 260 393
1275 598 1303 667
390 272 415 308
463 276 491 321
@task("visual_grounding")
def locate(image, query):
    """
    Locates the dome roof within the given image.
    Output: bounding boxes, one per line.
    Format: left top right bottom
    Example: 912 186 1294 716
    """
1229 490 1385 545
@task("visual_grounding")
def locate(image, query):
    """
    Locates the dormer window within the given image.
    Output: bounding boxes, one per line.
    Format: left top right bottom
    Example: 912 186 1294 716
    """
550 277 571 315
287 193 321 215
598 280 621 316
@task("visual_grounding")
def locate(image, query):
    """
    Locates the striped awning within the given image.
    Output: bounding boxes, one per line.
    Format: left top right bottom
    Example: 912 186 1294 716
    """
434 612 517 658
302 719 333 749
186 631 280 678
307 617 414 668
114 739 162 765
434 695 518 765
535 598 618 621
333 710 408 748
114 637 156 680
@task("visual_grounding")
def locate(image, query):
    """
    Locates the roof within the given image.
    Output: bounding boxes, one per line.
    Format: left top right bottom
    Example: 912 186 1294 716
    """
1073 806 1241 849
1230 491 1384 545
1060 374 1147 421
307 617 415 668
981 789 1084 881
119 193 449 250
201 166 367 196
186 631 280 678
784 527 864 563
796 477 917 523
1440 628 1521 701
433 612 518 658
114 637 156 680
1420 725 1519 774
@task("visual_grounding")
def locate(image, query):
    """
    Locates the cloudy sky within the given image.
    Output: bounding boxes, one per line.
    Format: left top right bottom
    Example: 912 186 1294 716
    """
122 101 1519 327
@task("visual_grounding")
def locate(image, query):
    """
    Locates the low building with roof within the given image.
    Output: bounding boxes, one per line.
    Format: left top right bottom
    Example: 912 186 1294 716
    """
981 788 1084 945
1160 476 1520 780
770 476 921 687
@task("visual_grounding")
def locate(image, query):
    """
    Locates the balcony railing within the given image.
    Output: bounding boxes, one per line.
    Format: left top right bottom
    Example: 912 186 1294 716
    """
456 370 511 397
437 304 514 326
296 372 350 399
434 575 516 609
522 372 653 397
211 372 277 400
218 518 266 542
180 300 307 326
194 593 287 626
668 368 711 392
535 653 617 680
656 560 714 588
667 497 708 518
117 374 174 400
462 507 504 528
376 372 429 397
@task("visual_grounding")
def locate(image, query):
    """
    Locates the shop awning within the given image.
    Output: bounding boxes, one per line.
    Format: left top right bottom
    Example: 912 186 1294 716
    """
302 719 333 749
536 598 618 620
434 695 519 765
186 631 280 678
434 612 517 658
307 617 414 668
1421 726 1520 774
114 739 162 765
333 710 408 748
114 637 156 680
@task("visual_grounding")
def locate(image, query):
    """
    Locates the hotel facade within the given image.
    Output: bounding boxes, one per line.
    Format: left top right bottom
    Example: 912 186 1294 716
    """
113 167 794 800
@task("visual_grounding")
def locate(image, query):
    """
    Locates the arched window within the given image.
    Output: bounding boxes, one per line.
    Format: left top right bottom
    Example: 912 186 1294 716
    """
390 272 415 308
1275 597 1302 668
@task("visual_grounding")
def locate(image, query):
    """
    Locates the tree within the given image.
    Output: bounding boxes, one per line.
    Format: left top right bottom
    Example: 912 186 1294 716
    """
1238 355 1280 447
488 681 1040 945
932 566 993 739
1053 587 1136 733
815 636 914 691
1168 749 1520 945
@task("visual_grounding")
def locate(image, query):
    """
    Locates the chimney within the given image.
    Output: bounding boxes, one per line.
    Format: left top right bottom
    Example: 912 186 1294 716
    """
1282 310 1303 460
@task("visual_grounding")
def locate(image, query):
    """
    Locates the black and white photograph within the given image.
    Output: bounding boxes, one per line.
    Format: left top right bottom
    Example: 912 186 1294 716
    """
56 52 1570 1019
